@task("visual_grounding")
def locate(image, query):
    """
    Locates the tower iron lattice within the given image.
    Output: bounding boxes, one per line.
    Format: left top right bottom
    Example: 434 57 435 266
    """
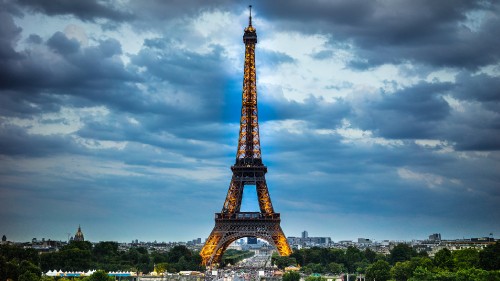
200 6 292 266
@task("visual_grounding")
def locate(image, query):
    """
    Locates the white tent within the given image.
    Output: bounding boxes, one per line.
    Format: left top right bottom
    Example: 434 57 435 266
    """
45 270 57 277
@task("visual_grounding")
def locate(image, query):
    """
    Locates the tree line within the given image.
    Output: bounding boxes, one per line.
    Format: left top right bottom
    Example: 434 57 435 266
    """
274 242 500 281
0 241 204 281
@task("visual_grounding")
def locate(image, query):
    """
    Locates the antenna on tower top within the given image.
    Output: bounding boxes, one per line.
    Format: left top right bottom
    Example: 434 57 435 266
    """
249 5 252 26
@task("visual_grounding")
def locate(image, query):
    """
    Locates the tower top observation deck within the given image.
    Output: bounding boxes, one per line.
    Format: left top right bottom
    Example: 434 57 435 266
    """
243 5 257 44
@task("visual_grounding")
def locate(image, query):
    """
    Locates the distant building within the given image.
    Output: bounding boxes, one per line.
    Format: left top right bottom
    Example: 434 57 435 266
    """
288 231 331 247
74 225 85 241
1 235 6 244
247 237 258 244
358 238 372 244
429 233 441 242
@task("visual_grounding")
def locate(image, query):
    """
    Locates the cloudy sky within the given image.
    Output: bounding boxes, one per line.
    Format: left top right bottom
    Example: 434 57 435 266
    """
1 0 499 243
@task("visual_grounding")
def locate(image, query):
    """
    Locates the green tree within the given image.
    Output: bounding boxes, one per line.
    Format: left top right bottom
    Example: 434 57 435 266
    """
415 256 434 270
302 263 324 274
40 252 61 272
272 255 297 269
62 241 92 251
479 242 500 270
434 248 453 270
408 266 434 281
150 251 168 264
82 270 114 281
327 249 345 264
455 267 500 281
390 244 417 265
127 248 140 265
433 269 455 281
365 260 391 281
168 246 191 263
93 242 119 257
364 248 377 264
452 248 479 269
327 262 346 275
18 271 40 281
5 261 19 281
40 276 56 281
19 260 42 277
0 256 6 281
60 248 92 271
0 245 39 265
92 242 121 270
354 260 370 274
344 246 363 273
391 261 414 281
155 262 173 274
305 276 325 281
282 271 300 281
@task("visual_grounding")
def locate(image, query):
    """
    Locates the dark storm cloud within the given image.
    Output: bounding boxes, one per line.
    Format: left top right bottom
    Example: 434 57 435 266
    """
1 28 133 91
16 0 133 22
129 38 231 124
47 31 80 54
447 113 500 151
454 72 500 103
259 0 500 70
0 90 64 117
126 0 236 28
267 128 479 215
0 9 232 160
352 81 452 139
0 9 22 60
261 94 351 130
132 38 228 88
0 15 139 116
75 113 230 161
0 124 77 157
26 34 42 44
344 76 500 150
445 73 500 151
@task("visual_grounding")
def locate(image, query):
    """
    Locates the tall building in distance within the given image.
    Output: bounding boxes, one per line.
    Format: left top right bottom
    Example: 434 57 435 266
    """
288 231 331 248
73 225 85 242
247 237 258 244
429 233 441 241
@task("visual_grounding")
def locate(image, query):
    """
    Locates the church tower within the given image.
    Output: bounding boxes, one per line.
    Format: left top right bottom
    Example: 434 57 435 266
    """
74 225 85 241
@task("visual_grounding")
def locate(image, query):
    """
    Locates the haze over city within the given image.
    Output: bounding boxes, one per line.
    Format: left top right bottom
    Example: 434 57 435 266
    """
0 0 499 243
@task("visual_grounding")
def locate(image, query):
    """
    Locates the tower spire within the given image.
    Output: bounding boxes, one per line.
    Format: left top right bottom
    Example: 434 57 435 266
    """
249 5 252 27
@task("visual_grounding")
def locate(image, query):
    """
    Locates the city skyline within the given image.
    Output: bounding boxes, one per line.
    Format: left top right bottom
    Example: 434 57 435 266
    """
1 1 499 243
3 226 491 244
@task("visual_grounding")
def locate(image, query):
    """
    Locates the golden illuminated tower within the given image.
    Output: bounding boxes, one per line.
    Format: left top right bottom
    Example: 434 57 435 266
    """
200 6 292 266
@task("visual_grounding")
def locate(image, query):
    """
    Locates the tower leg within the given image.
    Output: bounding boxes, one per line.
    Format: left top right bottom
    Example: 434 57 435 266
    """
272 226 292 256
222 179 243 214
256 181 274 214
200 219 292 266
200 230 222 266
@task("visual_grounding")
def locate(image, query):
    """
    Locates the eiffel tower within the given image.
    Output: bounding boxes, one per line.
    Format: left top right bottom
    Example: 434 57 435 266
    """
200 6 292 266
